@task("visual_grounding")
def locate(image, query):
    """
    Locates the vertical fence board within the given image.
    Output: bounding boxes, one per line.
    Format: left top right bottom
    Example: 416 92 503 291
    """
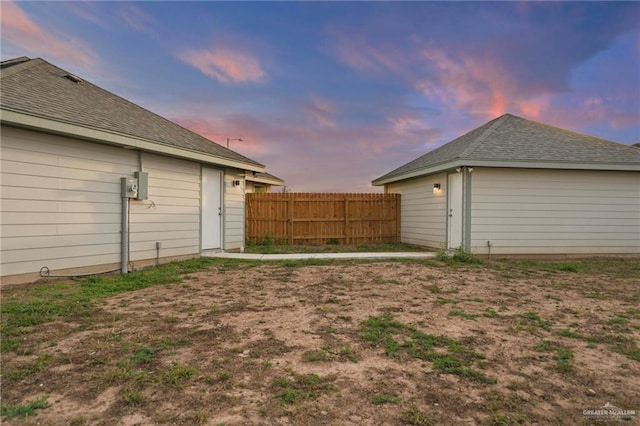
246 193 400 245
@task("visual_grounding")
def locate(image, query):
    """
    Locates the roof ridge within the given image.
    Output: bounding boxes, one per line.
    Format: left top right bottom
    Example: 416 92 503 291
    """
458 113 512 159
0 57 44 79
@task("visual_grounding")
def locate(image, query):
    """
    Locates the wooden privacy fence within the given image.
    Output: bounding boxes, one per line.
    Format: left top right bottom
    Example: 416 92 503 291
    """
245 193 400 245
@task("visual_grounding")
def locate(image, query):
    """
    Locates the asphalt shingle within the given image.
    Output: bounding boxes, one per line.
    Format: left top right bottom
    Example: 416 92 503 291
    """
374 114 640 184
0 57 263 168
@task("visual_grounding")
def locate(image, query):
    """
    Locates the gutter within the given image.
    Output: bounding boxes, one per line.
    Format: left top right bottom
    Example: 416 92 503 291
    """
372 159 640 186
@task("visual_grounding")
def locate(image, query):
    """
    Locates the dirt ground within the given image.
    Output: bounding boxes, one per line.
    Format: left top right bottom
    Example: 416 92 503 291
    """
2 259 639 425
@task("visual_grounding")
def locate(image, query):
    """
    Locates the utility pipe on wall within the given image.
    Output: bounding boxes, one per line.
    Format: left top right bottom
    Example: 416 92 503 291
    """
121 196 129 274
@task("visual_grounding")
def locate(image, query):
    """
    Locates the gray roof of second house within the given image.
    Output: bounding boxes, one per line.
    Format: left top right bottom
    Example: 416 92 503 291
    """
246 171 285 186
373 113 640 185
0 57 264 170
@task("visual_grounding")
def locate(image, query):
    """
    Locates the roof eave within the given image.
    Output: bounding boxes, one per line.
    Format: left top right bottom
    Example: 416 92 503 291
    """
247 177 285 186
372 160 464 186
1 108 265 172
372 159 640 186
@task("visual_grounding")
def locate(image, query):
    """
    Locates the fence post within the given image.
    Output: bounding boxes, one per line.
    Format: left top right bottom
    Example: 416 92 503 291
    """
288 193 294 244
395 193 401 243
344 194 350 244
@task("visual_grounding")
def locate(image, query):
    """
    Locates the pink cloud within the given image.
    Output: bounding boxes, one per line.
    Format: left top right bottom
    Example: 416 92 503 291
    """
172 114 268 155
171 105 432 191
177 47 266 84
1 1 96 66
416 47 513 118
516 97 551 120
330 30 567 122
119 3 158 35
304 94 338 127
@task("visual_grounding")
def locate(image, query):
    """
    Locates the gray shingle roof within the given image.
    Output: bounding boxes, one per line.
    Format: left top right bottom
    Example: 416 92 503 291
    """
247 171 285 185
0 57 263 168
373 114 640 184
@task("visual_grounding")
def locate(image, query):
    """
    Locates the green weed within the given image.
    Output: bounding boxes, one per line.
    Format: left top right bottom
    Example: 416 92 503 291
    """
448 309 479 321
155 364 198 389
302 349 331 362
122 388 147 406
556 328 584 339
371 393 402 405
517 311 553 332
554 348 574 372
534 340 554 352
361 313 494 383
131 346 155 364
483 308 499 318
1 396 49 420
271 373 335 405
4 355 50 382
484 390 528 425
611 344 640 362
303 345 358 363
402 406 435 426
435 297 458 305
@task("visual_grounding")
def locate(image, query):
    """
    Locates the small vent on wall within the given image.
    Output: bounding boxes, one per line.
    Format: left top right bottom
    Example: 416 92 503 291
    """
64 73 82 83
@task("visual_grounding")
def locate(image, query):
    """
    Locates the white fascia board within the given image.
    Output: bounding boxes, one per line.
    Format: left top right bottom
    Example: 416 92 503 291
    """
372 159 640 185
1 109 265 173
372 160 464 186
466 160 640 172
246 177 285 186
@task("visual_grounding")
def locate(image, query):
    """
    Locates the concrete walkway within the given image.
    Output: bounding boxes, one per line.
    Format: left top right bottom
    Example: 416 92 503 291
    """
203 251 435 260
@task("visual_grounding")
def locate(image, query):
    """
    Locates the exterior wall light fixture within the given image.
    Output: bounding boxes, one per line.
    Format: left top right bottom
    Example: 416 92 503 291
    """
433 183 441 195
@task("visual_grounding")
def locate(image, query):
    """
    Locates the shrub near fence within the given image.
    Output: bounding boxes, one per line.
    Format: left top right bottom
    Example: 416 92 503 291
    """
246 193 400 245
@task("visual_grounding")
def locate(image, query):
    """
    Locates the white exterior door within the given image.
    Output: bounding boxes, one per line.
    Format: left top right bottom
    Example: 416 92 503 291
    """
202 168 222 250
447 172 463 249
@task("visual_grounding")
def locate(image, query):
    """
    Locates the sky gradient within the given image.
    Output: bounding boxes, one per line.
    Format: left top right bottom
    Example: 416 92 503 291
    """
2 1 639 192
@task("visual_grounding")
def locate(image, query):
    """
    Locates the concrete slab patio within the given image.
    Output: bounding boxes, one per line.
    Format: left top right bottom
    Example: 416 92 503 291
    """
203 252 436 260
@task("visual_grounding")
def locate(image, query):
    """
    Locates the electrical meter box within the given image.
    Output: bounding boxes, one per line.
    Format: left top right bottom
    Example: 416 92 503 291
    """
134 171 148 200
121 177 139 199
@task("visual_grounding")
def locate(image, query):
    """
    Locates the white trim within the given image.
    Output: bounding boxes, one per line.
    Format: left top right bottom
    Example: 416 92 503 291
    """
373 159 640 186
246 176 284 186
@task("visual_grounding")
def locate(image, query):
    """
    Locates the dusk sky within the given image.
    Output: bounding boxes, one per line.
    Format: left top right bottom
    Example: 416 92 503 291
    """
2 1 639 192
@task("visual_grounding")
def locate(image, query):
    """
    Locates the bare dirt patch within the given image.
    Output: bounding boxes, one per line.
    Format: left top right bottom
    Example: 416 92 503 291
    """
2 259 639 425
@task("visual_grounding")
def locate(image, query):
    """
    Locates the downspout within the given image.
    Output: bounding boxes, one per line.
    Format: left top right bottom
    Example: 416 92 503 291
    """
463 167 473 252
121 196 129 274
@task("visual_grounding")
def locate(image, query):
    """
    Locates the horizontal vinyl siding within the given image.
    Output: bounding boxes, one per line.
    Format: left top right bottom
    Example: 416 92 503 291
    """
224 169 245 250
387 173 446 249
0 126 207 282
129 153 201 262
0 126 136 277
470 168 640 255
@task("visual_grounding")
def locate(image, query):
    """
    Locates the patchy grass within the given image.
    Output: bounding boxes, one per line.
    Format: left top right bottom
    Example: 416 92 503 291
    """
371 392 402 405
361 313 495 384
448 309 479 321
402 406 436 426
1 256 638 425
1 396 49 420
271 373 336 405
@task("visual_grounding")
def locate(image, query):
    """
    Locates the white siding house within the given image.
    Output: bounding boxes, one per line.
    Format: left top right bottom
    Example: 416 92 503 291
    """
0 56 271 285
373 114 640 257
245 172 285 193
386 172 447 248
